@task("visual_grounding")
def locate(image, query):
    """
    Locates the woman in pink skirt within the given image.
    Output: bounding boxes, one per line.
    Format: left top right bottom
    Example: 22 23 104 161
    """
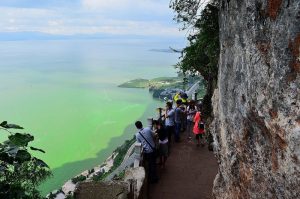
193 110 205 146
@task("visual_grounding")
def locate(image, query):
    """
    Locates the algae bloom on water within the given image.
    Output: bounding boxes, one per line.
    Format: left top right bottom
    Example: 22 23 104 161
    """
0 40 180 195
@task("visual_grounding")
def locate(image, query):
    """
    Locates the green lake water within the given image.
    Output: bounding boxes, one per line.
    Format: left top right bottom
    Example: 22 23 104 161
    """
0 39 180 194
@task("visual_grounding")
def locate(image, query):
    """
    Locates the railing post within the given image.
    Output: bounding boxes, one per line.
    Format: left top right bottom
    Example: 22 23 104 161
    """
157 107 164 122
134 143 142 168
158 108 162 119
147 118 153 127
193 91 198 101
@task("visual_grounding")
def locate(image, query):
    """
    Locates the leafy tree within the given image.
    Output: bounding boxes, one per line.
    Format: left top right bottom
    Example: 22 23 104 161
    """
71 175 86 184
182 74 189 91
92 170 104 181
169 0 207 29
0 121 51 199
65 194 75 199
170 0 219 118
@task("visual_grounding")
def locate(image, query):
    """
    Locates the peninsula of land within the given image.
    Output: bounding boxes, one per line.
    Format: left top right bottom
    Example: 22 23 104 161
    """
119 76 204 100
118 77 183 89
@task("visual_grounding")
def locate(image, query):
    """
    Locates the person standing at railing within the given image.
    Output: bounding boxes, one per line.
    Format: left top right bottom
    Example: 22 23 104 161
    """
186 100 197 140
174 99 185 142
135 121 159 183
193 109 205 147
153 120 168 169
164 101 175 151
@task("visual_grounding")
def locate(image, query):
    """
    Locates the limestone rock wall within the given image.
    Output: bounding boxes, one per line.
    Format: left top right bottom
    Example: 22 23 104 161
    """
212 0 300 198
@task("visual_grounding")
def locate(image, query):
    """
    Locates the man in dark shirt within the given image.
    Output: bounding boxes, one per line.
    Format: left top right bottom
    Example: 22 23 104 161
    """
174 99 184 142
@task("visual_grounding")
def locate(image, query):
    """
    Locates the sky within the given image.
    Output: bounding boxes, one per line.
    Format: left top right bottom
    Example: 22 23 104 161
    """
0 0 185 38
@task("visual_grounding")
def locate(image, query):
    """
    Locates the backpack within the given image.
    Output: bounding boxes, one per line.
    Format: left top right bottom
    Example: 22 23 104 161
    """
198 120 205 130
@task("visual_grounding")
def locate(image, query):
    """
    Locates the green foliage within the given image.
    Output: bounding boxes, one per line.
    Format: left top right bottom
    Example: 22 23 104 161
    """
92 138 136 182
171 0 219 118
65 194 74 199
0 121 24 130
169 0 205 29
8 133 34 147
116 170 125 180
182 74 189 91
71 175 86 184
91 170 105 181
118 76 183 89
111 138 135 170
88 168 95 175
47 192 56 199
0 121 51 199
118 78 150 88
176 2 219 81
202 93 213 117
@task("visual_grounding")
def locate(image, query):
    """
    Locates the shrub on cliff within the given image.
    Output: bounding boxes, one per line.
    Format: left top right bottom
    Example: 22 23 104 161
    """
170 0 219 118
92 170 104 181
71 175 86 184
0 121 51 199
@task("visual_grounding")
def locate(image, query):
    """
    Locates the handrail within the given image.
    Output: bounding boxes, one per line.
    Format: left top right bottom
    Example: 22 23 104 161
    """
186 81 200 97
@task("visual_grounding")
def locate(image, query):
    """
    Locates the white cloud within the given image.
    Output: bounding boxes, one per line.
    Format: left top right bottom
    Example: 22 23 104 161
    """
0 1 184 38
0 7 56 32
82 0 126 9
48 20 64 26
39 19 182 36
82 0 169 15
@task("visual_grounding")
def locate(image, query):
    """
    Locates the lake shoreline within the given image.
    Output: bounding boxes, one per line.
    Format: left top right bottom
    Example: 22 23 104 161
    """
48 138 136 198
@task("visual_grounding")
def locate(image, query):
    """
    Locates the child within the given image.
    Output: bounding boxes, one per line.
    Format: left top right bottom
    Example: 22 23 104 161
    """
153 120 168 168
186 100 197 140
193 110 205 147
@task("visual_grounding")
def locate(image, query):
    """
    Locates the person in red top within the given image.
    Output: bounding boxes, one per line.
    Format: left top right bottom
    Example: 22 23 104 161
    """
193 110 205 147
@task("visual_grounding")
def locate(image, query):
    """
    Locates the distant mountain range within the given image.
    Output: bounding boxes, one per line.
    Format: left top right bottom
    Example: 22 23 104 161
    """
0 32 69 41
149 49 181 53
0 31 186 43
149 48 182 53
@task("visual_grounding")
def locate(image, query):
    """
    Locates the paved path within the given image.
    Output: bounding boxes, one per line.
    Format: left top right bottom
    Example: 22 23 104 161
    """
149 134 218 199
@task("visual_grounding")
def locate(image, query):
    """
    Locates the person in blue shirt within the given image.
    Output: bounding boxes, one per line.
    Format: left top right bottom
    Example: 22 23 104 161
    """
165 101 175 150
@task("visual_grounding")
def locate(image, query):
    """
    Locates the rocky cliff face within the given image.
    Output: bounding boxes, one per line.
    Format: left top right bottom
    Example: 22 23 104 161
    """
211 0 300 198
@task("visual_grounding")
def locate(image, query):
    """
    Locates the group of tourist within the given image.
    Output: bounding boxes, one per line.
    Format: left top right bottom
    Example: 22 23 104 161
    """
134 92 205 183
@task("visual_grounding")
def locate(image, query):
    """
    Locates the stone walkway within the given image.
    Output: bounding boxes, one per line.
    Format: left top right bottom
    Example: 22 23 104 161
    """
149 135 218 199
